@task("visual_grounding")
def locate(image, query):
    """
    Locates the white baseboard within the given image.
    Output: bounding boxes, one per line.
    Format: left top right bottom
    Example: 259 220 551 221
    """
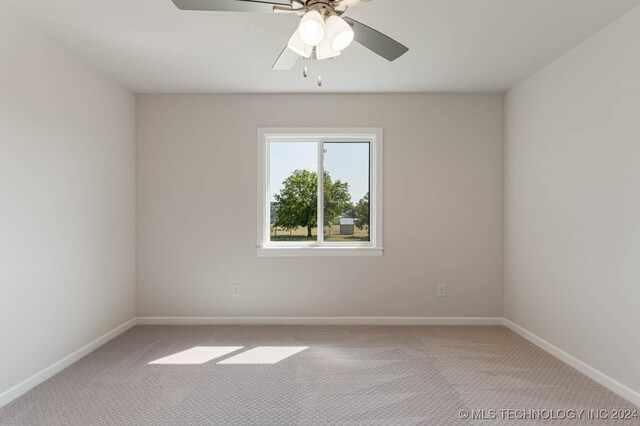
0 318 137 409
136 316 504 326
503 318 640 408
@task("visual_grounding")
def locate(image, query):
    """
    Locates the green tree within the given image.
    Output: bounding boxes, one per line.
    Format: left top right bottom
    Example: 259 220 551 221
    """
274 170 351 238
352 192 370 236
274 170 317 238
323 175 351 228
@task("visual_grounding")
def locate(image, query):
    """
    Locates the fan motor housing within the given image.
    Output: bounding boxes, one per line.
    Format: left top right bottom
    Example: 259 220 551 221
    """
293 0 345 14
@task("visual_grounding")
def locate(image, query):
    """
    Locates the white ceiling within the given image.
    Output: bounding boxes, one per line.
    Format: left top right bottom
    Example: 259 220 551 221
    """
6 0 640 93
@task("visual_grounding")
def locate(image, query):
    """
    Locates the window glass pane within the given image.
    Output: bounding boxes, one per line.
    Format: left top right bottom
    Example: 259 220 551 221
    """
323 142 370 242
269 142 318 242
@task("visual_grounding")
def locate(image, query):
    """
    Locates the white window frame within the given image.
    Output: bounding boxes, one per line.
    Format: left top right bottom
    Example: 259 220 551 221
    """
257 128 383 257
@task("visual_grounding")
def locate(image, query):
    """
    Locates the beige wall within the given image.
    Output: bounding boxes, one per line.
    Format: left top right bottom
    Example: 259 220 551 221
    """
136 93 504 318
505 7 640 395
0 11 136 397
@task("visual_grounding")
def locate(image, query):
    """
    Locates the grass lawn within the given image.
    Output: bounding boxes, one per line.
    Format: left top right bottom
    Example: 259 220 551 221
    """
270 225 369 242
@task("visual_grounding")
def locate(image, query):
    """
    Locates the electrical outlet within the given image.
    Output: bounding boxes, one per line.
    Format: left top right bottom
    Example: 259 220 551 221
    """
437 283 446 297
232 284 240 297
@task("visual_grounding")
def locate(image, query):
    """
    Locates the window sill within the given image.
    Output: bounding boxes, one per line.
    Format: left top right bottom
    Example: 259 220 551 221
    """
257 247 384 258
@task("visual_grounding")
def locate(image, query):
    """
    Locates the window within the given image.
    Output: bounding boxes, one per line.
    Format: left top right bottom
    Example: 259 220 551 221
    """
257 128 383 257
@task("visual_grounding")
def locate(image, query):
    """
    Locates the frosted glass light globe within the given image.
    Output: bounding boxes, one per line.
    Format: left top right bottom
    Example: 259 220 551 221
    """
325 15 354 51
298 10 325 46
287 29 312 58
316 37 340 60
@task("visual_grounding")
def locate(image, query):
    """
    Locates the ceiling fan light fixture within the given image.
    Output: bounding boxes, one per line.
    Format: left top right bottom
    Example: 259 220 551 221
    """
287 30 312 58
316 37 340 60
298 10 325 46
325 15 354 51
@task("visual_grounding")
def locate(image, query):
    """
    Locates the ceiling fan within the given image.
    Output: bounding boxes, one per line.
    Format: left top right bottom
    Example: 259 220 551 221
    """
170 0 409 71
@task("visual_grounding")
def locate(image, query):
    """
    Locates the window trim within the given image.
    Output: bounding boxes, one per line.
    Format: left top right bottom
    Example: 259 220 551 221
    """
257 128 383 257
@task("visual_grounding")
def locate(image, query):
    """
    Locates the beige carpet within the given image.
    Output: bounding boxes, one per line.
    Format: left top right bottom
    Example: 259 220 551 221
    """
0 325 637 425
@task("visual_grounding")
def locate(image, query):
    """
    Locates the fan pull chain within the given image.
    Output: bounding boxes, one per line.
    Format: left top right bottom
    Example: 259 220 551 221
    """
301 63 323 87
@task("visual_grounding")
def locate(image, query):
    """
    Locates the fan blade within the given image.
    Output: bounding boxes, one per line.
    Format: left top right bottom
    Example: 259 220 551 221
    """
273 4 298 14
343 17 408 62
171 0 290 13
333 0 372 12
272 46 299 70
335 0 372 8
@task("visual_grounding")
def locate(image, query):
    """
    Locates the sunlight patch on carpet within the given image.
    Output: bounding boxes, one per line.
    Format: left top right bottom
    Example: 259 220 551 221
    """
149 346 243 365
